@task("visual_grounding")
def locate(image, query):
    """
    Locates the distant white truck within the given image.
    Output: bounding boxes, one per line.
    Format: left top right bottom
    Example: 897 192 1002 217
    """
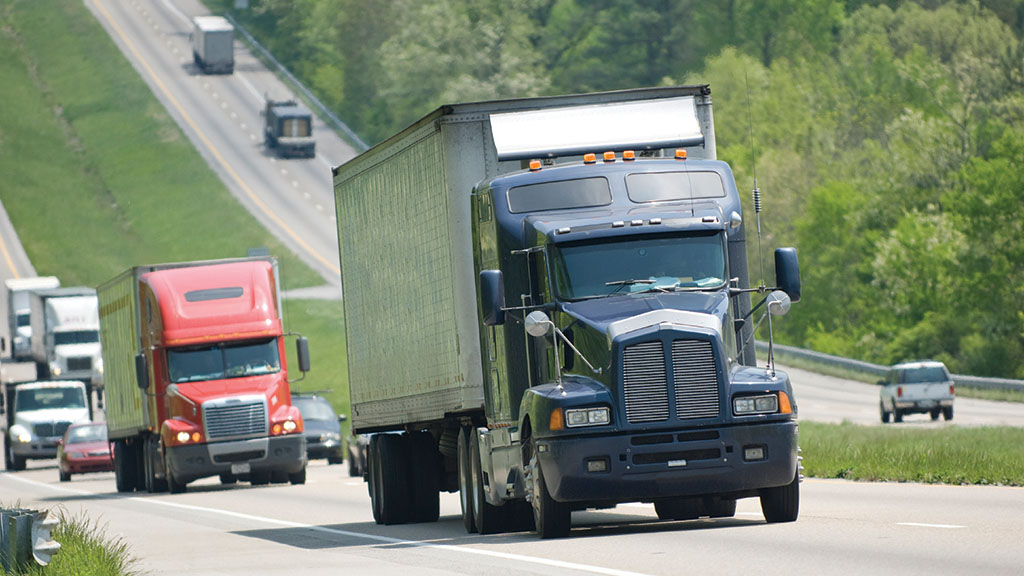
190 15 234 74
3 380 91 471
879 360 955 423
3 276 60 361
29 287 103 386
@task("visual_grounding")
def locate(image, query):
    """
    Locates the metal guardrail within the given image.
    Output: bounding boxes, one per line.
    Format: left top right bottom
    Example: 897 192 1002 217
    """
0 507 60 570
755 341 1024 392
223 13 370 153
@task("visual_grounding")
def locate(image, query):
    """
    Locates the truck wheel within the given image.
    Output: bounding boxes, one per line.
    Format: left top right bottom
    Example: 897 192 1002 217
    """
3 442 12 471
328 454 343 466
943 406 954 421
655 498 704 521
165 456 187 494
347 454 359 477
457 427 477 533
894 409 903 423
930 409 940 421
377 433 412 525
6 443 26 472
409 431 440 523
289 466 307 485
250 471 271 485
219 473 237 485
760 470 800 523
368 435 382 524
528 440 571 538
470 428 508 534
880 402 891 424
59 468 71 482
145 437 167 493
114 440 136 492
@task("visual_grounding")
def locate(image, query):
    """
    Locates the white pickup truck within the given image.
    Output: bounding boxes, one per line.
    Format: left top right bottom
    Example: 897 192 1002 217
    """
879 361 955 423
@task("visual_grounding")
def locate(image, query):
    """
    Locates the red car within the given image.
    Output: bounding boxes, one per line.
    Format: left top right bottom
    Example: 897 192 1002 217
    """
57 422 114 481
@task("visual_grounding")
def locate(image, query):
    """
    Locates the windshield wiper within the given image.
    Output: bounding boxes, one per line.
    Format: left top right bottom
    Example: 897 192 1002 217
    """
604 279 653 297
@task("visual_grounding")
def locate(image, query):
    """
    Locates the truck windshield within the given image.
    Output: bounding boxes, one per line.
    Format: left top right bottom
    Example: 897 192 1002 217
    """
549 232 727 301
15 387 87 411
54 330 100 345
167 338 281 383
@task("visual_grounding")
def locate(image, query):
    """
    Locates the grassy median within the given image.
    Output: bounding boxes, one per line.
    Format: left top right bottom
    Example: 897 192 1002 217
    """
800 421 1024 486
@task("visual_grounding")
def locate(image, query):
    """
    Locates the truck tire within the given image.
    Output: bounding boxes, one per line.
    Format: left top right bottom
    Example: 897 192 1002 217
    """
288 466 307 485
760 470 800 523
880 402 891 424
377 433 412 525
457 427 477 533
409 430 440 523
114 440 138 492
165 456 187 494
528 439 571 538
655 498 704 521
144 436 167 493
59 468 71 482
368 435 382 524
894 409 903 423
7 443 27 471
470 428 508 534
943 406 954 421
219 473 238 485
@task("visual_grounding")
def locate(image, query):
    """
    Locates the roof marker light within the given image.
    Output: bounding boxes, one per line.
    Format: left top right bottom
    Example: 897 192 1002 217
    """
603 151 616 162
623 150 636 161
612 221 625 228
675 149 687 160
583 153 597 164
529 159 542 171
631 219 643 226
649 218 662 225
556 227 571 235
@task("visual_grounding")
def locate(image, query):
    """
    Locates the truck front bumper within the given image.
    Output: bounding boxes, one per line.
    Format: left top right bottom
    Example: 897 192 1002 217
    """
10 437 59 459
166 434 306 484
535 421 798 503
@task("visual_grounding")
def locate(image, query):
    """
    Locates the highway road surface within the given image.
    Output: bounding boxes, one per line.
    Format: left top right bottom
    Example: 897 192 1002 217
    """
84 0 359 295
3 459 1023 576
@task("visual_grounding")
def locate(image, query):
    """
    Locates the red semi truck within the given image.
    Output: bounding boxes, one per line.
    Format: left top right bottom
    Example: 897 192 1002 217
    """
98 257 310 493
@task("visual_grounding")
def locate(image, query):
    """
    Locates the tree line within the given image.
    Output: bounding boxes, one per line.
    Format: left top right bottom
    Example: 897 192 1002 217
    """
209 0 1024 378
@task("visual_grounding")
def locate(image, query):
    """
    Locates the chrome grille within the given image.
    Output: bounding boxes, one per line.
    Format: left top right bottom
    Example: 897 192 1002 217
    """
204 399 267 440
32 421 72 438
672 340 720 419
623 341 669 423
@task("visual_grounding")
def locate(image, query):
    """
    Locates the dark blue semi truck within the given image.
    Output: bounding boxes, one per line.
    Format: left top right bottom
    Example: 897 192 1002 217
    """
333 86 803 538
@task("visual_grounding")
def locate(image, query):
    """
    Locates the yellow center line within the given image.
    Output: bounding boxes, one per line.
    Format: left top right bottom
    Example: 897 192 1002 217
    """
89 0 339 276
0 217 20 278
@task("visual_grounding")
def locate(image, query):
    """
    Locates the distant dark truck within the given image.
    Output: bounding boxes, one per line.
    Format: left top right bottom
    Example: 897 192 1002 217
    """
263 98 315 158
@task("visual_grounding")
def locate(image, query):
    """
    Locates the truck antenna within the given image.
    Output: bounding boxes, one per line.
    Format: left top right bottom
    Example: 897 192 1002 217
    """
746 72 776 376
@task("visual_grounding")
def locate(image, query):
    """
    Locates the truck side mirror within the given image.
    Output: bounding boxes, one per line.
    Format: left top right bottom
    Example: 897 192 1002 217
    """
135 353 149 391
296 337 311 373
480 270 505 326
774 247 801 303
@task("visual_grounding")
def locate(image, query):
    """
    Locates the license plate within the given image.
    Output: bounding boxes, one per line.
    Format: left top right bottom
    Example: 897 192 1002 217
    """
668 459 688 468
231 463 251 475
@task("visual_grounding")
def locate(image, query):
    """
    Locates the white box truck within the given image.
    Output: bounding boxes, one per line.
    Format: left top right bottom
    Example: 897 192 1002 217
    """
29 287 103 387
3 276 60 361
190 15 234 74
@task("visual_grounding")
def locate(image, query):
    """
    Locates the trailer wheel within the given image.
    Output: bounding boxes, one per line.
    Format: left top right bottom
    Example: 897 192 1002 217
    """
409 431 440 522
457 427 477 533
470 428 508 534
760 470 800 523
368 435 382 523
114 440 137 492
377 433 412 525
528 439 571 538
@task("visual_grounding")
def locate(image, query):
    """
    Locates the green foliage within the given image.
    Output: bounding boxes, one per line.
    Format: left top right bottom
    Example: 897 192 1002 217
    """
15 510 137 576
801 421 1024 485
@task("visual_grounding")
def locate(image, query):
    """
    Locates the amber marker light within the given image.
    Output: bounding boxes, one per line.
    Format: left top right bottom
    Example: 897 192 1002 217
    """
529 159 542 171
549 409 565 431
273 424 282 435
623 150 636 161
603 151 616 162
675 149 687 159
778 391 793 414
191 432 201 443
583 153 597 164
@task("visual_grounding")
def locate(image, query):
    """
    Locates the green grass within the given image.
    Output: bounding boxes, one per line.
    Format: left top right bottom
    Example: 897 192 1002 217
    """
0 508 137 576
800 421 1024 486
0 0 319 290
281 298 350 420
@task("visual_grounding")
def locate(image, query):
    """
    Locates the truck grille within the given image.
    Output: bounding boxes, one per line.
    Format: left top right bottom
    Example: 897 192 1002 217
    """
204 399 267 440
32 421 71 438
67 357 92 371
672 340 720 419
622 339 720 424
623 342 669 423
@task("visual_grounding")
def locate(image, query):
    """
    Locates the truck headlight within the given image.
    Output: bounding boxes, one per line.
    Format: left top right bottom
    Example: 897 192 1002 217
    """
10 424 32 443
733 394 779 415
282 420 298 433
565 407 611 428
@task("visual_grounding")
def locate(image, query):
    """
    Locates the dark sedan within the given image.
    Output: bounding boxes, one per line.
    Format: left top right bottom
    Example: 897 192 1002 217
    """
57 422 113 481
293 394 344 464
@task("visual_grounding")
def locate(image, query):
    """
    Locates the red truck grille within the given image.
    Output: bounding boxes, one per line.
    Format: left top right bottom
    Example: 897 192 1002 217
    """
203 398 267 440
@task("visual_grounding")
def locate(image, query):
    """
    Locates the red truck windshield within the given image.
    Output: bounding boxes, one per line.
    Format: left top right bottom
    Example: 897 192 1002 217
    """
167 338 281 383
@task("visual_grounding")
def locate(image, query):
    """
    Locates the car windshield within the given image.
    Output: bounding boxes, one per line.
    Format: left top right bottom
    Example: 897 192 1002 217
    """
54 330 100 345
549 232 727 300
901 366 950 383
67 425 106 444
15 386 87 411
293 398 335 421
167 338 281 383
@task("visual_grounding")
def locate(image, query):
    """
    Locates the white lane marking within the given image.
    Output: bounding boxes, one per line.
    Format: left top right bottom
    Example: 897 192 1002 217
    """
5 475 655 576
897 522 966 529
157 0 191 27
